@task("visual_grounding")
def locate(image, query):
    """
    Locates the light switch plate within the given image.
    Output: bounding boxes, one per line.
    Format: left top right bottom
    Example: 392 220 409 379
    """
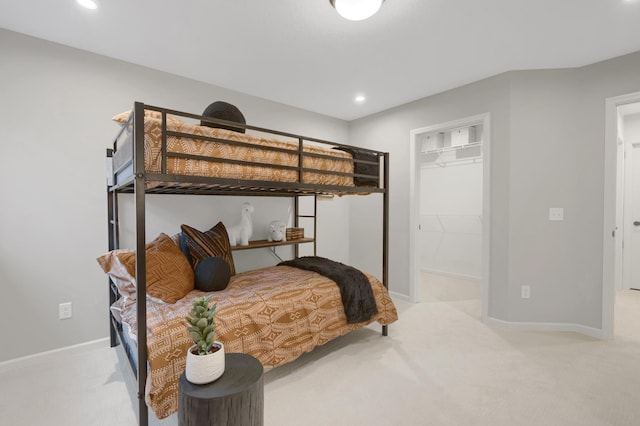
549 208 564 221
59 302 72 320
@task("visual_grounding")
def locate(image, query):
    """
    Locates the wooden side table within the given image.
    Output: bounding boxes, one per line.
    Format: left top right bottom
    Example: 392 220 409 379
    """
178 353 264 426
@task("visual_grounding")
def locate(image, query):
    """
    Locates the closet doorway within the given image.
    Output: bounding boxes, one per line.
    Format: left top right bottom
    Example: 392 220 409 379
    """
409 114 490 323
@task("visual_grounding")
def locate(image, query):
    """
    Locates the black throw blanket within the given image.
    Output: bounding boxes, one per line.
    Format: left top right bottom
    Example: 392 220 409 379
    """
278 256 378 324
334 146 379 186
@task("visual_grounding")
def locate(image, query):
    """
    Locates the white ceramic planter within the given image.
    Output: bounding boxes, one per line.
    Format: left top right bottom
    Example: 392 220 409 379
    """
185 342 225 384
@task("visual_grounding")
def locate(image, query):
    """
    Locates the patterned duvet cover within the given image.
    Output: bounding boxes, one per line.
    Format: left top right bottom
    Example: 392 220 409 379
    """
116 265 397 419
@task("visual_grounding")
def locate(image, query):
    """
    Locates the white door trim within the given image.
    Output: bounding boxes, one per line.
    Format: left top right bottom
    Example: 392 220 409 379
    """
603 91 640 340
409 113 491 324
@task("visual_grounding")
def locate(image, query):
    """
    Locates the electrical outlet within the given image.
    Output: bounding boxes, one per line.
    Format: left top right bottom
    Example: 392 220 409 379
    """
59 302 72 320
549 207 564 221
521 285 530 299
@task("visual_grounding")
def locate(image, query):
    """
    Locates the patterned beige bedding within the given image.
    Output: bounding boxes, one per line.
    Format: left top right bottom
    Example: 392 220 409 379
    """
118 265 397 419
115 114 358 189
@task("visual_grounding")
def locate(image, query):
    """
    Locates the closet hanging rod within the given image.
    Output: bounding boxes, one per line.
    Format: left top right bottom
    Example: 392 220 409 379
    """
422 157 483 169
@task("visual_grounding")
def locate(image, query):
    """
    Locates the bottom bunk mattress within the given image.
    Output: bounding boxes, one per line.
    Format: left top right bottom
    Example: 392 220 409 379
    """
116 264 398 419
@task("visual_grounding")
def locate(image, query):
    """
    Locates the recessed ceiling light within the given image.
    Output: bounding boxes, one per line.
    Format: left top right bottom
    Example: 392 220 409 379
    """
355 94 366 103
77 0 99 10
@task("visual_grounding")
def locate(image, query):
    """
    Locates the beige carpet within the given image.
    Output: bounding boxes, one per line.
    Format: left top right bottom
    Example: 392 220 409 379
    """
264 280 640 426
1 276 639 426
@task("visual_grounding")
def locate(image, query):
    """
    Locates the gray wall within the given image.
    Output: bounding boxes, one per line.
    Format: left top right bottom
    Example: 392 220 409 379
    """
349 74 512 318
0 29 350 362
349 51 640 329
3 26 640 362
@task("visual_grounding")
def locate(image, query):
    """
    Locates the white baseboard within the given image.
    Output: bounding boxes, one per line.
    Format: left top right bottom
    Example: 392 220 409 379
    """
0 338 110 374
389 290 411 302
485 317 604 340
420 268 481 282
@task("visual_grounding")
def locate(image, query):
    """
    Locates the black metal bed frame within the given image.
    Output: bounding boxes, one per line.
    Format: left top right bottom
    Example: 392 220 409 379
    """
106 102 390 426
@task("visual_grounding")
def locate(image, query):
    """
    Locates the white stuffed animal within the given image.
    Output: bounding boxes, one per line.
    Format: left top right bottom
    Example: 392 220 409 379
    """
227 202 254 246
267 220 287 242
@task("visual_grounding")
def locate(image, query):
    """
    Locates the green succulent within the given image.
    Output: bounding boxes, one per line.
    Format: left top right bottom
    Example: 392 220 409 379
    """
186 296 217 355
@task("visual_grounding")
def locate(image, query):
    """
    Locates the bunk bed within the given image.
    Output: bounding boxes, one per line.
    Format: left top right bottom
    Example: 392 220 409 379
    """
104 102 396 425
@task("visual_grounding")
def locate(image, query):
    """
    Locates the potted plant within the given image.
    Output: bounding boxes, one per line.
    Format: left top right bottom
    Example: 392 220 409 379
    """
184 296 225 384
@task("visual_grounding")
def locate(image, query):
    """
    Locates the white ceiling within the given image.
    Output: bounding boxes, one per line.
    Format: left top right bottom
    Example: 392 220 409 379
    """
1 0 640 121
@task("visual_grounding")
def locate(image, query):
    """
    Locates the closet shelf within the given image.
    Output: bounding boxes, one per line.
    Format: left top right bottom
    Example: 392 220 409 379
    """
421 141 482 155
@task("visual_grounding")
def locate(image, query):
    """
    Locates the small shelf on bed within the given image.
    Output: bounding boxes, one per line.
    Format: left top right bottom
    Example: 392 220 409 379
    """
231 237 314 251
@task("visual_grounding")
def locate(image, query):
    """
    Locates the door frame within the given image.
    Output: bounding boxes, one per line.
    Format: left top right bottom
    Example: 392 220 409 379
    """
603 91 640 340
408 113 491 323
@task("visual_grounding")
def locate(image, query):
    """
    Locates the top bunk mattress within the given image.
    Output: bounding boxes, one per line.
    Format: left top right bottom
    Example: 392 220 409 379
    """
111 108 380 193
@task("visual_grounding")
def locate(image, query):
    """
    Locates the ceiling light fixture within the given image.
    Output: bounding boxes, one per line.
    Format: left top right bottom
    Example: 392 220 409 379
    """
329 0 385 21
355 94 366 103
77 0 99 10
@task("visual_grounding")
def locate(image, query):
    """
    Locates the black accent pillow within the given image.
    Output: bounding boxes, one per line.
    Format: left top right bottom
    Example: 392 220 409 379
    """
194 256 231 292
201 101 246 134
